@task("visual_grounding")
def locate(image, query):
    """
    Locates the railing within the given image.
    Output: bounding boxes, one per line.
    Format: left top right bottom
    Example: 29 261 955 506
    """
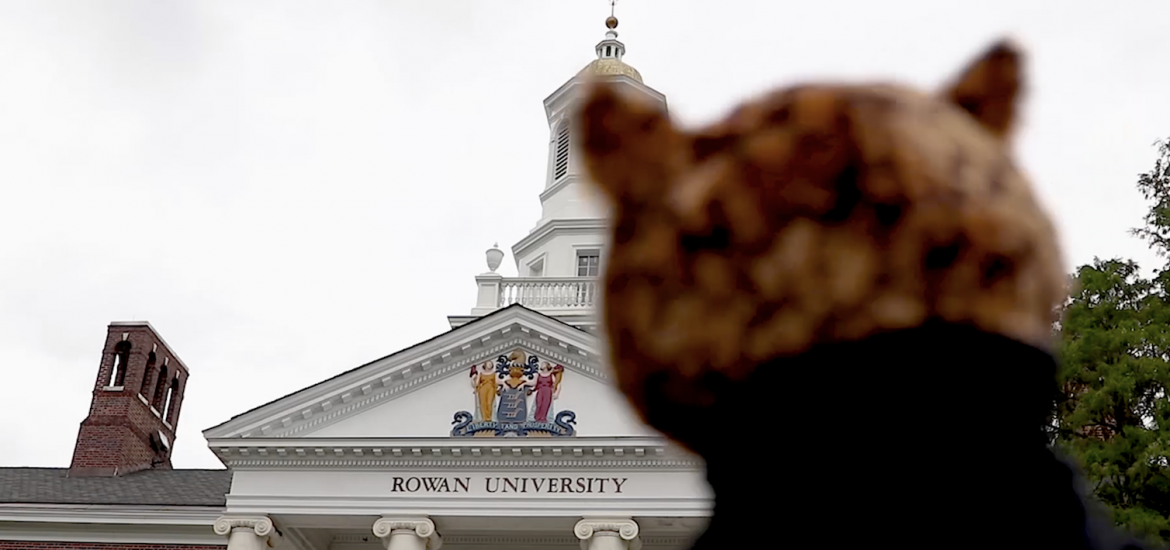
498 277 598 310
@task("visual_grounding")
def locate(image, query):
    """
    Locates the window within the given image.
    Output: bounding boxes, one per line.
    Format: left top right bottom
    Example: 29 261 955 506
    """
109 341 131 387
577 251 600 277
152 365 168 410
163 377 180 423
140 352 157 397
553 123 571 180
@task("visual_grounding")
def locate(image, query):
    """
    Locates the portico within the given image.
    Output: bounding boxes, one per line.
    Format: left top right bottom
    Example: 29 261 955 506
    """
212 514 691 550
202 304 713 550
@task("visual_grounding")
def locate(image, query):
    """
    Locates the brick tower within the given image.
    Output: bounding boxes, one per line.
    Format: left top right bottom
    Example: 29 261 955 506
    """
68 321 190 477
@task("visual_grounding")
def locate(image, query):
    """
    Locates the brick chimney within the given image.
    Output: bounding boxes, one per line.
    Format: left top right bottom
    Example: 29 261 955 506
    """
69 321 190 477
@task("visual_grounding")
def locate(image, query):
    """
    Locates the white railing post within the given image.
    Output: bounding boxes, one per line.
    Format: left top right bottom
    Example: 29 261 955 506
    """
471 273 504 316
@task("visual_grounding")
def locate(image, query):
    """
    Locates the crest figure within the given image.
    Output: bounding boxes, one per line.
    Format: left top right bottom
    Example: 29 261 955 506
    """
451 350 577 437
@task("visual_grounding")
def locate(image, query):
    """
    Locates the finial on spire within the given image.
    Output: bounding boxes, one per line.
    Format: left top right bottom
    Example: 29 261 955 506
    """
606 0 619 29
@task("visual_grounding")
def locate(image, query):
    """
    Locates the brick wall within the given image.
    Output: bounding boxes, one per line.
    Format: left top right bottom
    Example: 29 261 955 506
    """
0 543 224 550
69 322 192 476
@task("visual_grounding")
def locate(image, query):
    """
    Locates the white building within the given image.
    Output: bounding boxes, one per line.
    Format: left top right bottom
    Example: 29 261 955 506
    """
0 15 711 550
203 16 709 550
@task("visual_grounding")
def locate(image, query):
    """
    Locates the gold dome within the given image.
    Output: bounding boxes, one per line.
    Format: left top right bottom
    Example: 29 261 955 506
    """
578 58 643 83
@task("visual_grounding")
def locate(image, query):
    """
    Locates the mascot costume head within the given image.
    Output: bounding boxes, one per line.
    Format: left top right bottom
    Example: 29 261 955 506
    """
575 40 1149 550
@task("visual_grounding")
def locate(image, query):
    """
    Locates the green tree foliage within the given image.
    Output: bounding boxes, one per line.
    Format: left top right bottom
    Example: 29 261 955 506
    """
1053 138 1170 545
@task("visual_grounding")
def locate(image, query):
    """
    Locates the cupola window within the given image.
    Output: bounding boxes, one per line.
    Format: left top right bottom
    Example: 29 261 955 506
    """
554 123 571 180
108 341 131 388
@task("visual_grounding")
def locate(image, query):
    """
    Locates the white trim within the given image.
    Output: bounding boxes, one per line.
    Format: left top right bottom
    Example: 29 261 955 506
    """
102 386 124 392
0 524 224 546
108 321 191 373
525 253 548 277
138 393 150 406
511 218 607 263
333 534 692 548
221 495 711 518
541 74 668 122
202 307 602 440
0 503 223 525
537 172 582 205
208 436 700 470
572 245 603 276
240 335 602 440
447 313 598 331
282 526 318 550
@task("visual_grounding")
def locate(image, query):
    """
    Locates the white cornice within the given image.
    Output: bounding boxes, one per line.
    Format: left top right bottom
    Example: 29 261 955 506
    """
0 526 223 546
202 307 602 441
221 496 711 519
542 76 668 121
208 436 702 470
0 504 223 526
512 218 608 263
331 533 694 548
538 173 585 204
448 313 598 330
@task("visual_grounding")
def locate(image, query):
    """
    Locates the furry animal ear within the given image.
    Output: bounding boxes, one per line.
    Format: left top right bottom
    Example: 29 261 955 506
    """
941 39 1024 139
576 81 680 203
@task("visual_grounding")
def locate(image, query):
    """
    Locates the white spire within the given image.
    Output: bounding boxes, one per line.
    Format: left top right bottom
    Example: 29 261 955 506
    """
595 2 625 61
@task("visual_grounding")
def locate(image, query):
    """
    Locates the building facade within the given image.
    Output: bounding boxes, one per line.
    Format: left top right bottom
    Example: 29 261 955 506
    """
1 17 711 550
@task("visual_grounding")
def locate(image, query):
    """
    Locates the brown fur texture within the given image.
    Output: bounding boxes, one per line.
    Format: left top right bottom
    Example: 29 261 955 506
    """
575 40 1067 453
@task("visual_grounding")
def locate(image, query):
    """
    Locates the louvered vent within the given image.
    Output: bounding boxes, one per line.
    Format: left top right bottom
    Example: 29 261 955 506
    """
554 124 571 180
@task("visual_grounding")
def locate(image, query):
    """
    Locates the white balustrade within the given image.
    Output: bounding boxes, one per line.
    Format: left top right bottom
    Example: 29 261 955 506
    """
497 277 598 309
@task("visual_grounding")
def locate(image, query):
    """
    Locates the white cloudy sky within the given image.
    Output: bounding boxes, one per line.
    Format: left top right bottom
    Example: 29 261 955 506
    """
1 0 1167 469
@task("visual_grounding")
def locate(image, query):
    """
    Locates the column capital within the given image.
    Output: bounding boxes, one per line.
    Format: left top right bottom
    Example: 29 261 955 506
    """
213 516 282 547
573 518 641 550
372 517 442 550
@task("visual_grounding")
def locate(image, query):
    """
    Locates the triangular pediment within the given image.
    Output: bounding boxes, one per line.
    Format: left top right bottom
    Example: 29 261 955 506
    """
202 305 656 442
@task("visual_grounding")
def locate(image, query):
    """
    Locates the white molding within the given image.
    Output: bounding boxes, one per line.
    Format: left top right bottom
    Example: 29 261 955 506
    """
208 437 701 470
0 504 223 525
448 314 599 331
0 526 224 546
237 335 602 440
102 385 124 392
220 495 712 518
283 527 321 550
537 173 582 205
372 517 440 550
541 74 667 122
575 518 641 550
331 533 691 548
109 320 191 373
202 307 603 441
525 252 548 277
511 218 607 263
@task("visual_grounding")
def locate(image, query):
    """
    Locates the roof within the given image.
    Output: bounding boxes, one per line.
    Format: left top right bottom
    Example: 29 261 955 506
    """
0 467 232 507
578 58 642 83
203 303 591 435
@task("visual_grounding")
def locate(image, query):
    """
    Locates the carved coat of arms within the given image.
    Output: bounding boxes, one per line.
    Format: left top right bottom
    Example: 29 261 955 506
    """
451 351 577 437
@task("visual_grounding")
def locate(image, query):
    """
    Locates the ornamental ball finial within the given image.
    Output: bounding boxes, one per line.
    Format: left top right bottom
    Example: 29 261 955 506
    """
485 243 504 273
605 16 619 29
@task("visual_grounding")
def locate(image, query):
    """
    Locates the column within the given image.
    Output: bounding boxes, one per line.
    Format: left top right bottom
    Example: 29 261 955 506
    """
213 517 282 550
574 518 641 550
372 517 442 550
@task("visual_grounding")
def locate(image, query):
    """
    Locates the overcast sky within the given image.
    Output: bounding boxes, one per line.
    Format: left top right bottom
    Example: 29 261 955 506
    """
1 0 1168 470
